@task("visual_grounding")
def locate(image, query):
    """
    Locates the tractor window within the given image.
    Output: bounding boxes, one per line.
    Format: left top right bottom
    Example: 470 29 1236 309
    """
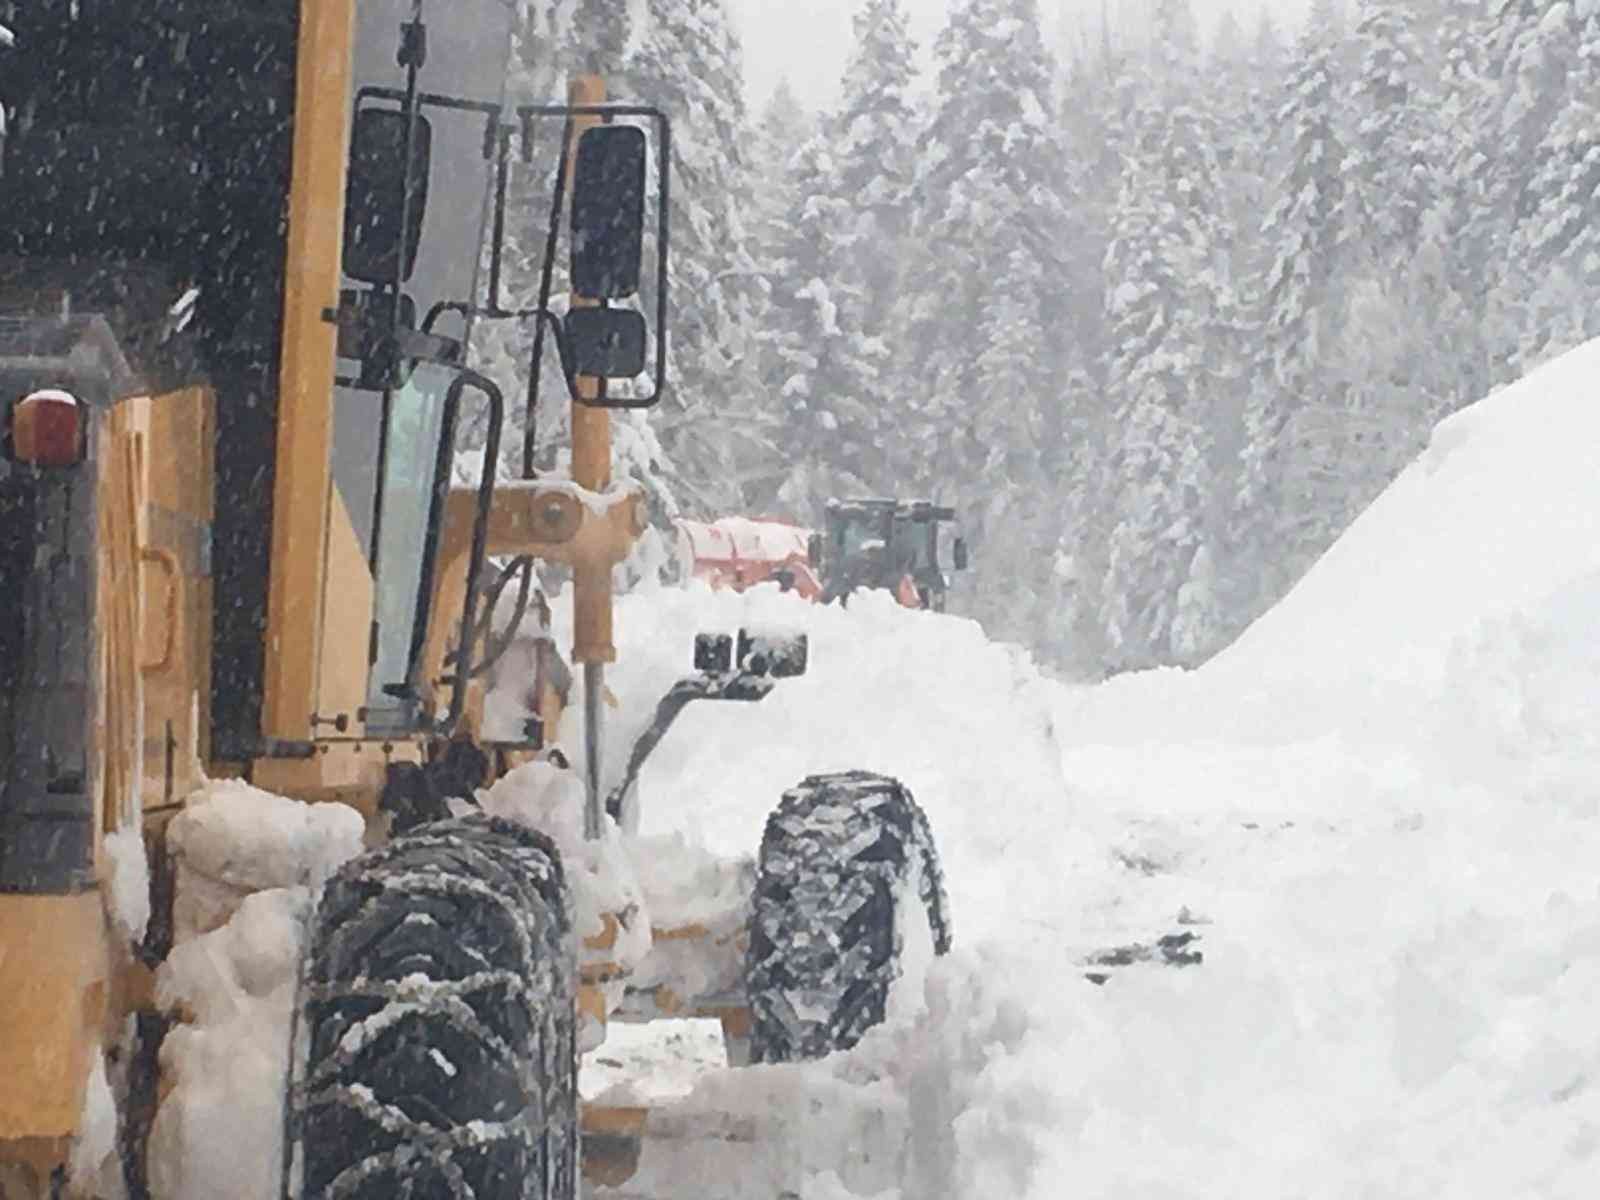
890 521 931 571
840 515 890 558
366 361 455 720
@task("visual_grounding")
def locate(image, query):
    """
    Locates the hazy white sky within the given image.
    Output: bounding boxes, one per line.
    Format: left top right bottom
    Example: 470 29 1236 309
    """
730 0 1310 112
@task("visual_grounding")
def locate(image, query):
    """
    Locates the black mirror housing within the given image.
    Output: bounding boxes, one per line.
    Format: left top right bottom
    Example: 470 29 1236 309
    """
567 307 648 380
344 107 432 286
334 288 419 390
694 632 733 674
571 125 646 300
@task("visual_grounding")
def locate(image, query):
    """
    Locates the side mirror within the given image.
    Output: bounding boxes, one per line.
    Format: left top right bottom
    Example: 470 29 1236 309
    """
335 288 417 388
806 532 823 568
571 125 646 300
953 537 969 571
344 107 433 286
566 307 647 379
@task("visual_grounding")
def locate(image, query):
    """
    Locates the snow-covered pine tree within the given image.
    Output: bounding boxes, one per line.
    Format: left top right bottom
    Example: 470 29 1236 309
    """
737 78 814 508
1509 4 1600 365
1211 12 1290 284
834 0 921 328
625 0 766 516
1044 31 1131 675
561 0 630 75
1251 7 1289 85
895 0 1070 644
749 78 811 257
1302 0 1455 514
1236 4 1354 611
1057 16 1127 362
1210 8 1247 87
756 133 889 517
1410 0 1504 407
1349 1 1431 256
1148 0 1201 82
1199 6 1274 638
1099 3 1233 668
1479 0 1580 373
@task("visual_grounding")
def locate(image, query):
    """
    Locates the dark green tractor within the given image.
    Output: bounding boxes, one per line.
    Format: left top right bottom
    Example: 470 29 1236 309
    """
811 498 968 611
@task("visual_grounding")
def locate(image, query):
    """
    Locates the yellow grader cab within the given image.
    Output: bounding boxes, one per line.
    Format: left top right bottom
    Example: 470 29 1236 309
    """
0 3 951 1198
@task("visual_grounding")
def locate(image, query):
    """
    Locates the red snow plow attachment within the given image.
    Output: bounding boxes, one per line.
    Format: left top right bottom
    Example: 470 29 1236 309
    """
675 517 822 599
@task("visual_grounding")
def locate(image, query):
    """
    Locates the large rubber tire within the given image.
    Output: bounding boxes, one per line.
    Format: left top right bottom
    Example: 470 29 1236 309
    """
296 815 577 1200
746 770 953 1064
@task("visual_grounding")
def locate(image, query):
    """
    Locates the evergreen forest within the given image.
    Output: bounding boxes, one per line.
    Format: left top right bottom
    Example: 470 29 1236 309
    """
489 0 1600 679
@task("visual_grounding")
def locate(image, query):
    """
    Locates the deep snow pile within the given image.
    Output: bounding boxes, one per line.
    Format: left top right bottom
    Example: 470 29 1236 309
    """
153 337 1600 1198
548 581 1086 957
1033 339 1600 1197
567 338 1600 1198
544 583 1108 1197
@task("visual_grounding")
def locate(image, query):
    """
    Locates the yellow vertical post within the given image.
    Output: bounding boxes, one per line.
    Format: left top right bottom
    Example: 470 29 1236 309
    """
568 73 616 668
261 0 357 742
566 74 616 842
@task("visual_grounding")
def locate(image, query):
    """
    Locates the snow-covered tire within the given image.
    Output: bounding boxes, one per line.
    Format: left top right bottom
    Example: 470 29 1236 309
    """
296 815 577 1200
746 770 952 1064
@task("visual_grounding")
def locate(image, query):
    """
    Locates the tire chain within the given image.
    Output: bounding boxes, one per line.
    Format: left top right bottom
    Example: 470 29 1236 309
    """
746 770 952 1064
295 815 578 1200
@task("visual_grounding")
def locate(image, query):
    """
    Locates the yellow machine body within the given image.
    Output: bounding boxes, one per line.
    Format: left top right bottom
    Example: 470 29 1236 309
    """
0 0 649 1190
0 0 660 1191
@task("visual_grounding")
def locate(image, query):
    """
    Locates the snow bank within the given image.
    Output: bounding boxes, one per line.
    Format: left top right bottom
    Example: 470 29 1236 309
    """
1023 337 1600 1196
601 948 1064 1200
576 339 1600 1198
548 579 1096 1196
1093 338 1600 747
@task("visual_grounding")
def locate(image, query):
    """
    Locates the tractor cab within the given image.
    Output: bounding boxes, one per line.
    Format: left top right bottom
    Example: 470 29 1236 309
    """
817 497 968 611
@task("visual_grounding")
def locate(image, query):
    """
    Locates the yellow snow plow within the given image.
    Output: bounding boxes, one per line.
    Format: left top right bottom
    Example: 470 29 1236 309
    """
0 3 950 1197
